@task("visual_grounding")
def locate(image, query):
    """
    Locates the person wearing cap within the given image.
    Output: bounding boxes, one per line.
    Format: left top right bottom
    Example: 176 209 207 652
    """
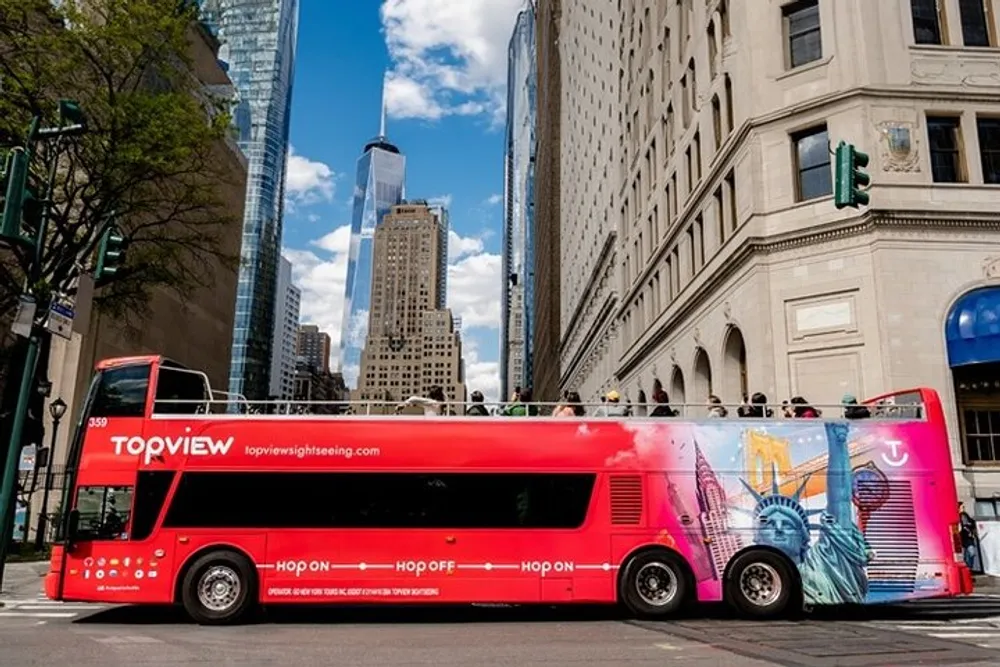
594 390 629 417
842 393 870 420
467 390 490 416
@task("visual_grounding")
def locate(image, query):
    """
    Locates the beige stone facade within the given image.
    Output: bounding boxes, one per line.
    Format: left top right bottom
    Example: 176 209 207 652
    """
352 203 466 410
545 0 1000 500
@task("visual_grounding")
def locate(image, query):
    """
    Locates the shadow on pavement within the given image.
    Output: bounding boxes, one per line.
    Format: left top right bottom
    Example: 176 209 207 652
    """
73 594 1000 626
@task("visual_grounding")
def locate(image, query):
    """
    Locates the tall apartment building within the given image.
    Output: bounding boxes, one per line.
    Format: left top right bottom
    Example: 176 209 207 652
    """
531 0 563 401
501 5 538 400
353 203 466 410
339 109 407 389
533 0 621 402
548 0 1000 501
199 0 300 401
268 256 301 399
296 324 331 374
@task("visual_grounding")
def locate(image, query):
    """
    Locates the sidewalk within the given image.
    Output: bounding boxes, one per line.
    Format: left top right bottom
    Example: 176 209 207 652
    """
0 561 48 605
975 573 1000 592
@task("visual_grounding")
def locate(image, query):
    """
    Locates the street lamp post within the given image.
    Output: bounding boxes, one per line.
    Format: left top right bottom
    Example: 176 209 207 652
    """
33 398 66 551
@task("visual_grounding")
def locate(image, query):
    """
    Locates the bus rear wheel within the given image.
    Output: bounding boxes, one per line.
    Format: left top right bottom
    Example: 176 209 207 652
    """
725 550 796 619
619 549 688 618
180 550 257 625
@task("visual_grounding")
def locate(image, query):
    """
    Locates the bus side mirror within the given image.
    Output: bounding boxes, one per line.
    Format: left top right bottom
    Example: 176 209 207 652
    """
67 509 80 545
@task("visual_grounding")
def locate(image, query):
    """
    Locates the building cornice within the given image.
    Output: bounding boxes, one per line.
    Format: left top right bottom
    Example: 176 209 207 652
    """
615 211 1000 379
559 290 618 390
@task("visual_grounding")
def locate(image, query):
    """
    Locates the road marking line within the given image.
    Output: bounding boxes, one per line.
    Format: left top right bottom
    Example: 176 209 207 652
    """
0 612 77 618
928 632 999 638
654 643 681 650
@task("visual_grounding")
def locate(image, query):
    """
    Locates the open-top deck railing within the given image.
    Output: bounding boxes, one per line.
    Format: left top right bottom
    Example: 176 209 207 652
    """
148 397 927 421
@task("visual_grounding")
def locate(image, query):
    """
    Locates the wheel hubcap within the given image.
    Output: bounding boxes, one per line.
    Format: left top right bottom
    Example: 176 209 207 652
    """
635 562 678 607
197 565 241 612
739 562 781 607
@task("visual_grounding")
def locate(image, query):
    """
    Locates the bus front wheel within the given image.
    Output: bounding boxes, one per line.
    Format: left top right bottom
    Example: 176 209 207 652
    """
180 549 258 625
619 549 689 618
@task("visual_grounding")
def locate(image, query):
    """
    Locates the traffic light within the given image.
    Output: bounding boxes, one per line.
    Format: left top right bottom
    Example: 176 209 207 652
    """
834 140 871 209
95 223 127 284
1 148 30 245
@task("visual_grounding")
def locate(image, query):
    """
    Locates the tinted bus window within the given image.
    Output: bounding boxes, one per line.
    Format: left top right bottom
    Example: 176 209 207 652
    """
89 364 150 418
153 366 209 414
75 485 134 540
164 472 595 529
130 471 176 541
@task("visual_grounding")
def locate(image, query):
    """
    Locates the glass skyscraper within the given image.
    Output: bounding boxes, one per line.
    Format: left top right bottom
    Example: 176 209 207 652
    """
500 5 537 400
338 117 406 389
198 0 300 400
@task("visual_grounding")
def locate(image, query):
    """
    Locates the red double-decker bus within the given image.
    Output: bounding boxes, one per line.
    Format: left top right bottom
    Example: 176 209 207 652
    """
45 356 973 624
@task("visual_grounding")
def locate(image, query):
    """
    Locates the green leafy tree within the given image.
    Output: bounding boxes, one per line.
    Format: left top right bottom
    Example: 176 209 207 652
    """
0 0 241 326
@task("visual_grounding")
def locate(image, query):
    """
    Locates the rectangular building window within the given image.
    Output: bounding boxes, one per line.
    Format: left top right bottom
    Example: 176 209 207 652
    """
912 0 946 44
784 1 822 68
959 0 994 46
927 115 966 183
724 75 735 135
725 169 738 230
708 21 718 79
978 117 1000 183
693 131 702 182
792 125 832 201
712 95 722 150
714 186 726 244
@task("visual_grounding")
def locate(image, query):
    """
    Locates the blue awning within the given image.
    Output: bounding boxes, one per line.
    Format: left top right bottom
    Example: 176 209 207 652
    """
946 287 1000 367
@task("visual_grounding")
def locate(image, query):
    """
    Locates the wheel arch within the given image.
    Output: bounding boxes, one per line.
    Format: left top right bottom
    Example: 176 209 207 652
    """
616 544 699 604
172 544 260 605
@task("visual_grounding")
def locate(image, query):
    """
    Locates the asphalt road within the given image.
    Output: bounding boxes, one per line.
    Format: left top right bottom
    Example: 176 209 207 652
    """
3 565 1000 666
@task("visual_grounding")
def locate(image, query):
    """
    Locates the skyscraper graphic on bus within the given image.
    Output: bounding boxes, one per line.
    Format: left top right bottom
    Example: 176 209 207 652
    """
338 100 406 388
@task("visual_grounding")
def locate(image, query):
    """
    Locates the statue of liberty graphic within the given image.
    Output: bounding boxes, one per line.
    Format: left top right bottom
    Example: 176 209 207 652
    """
738 422 873 605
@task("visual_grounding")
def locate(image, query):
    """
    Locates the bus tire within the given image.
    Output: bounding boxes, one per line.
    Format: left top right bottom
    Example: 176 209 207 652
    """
619 549 688 618
725 550 796 619
180 549 257 625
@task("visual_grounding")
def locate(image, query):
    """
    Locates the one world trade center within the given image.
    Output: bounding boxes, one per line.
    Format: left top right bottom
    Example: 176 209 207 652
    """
338 107 406 388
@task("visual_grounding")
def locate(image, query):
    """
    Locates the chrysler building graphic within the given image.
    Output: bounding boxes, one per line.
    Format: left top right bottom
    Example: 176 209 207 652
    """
694 443 744 579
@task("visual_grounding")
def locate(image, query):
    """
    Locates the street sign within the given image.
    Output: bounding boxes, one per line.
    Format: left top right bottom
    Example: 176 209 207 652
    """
12 501 26 542
18 445 36 472
46 301 74 340
10 295 36 338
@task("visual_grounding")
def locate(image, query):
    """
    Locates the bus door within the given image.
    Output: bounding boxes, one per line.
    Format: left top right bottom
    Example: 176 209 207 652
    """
59 361 153 602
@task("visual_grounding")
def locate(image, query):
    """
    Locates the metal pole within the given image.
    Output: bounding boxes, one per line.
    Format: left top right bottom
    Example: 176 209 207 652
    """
33 415 60 551
0 333 41 588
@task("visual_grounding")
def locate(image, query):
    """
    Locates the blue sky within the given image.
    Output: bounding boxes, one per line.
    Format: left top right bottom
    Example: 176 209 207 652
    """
279 0 526 400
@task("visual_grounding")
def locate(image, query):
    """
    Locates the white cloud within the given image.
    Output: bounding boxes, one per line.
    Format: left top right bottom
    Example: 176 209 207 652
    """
283 226 352 354
447 251 501 329
447 229 483 262
463 336 500 402
428 194 453 208
285 227 501 381
485 193 502 206
380 0 524 122
285 146 336 207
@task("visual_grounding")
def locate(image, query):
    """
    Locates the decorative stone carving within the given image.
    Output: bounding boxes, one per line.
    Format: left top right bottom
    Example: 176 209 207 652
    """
670 347 677 362
693 327 702 346
876 121 920 173
911 57 1000 87
983 256 1000 279
723 301 732 321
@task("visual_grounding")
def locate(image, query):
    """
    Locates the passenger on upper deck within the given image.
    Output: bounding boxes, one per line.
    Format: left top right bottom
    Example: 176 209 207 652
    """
593 390 629 417
553 391 585 417
466 390 490 416
502 387 540 416
396 386 450 416
841 394 871 420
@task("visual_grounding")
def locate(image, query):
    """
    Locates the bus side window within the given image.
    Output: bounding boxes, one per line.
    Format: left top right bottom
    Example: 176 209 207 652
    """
89 364 151 418
74 485 134 541
131 471 176 541
154 366 209 415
